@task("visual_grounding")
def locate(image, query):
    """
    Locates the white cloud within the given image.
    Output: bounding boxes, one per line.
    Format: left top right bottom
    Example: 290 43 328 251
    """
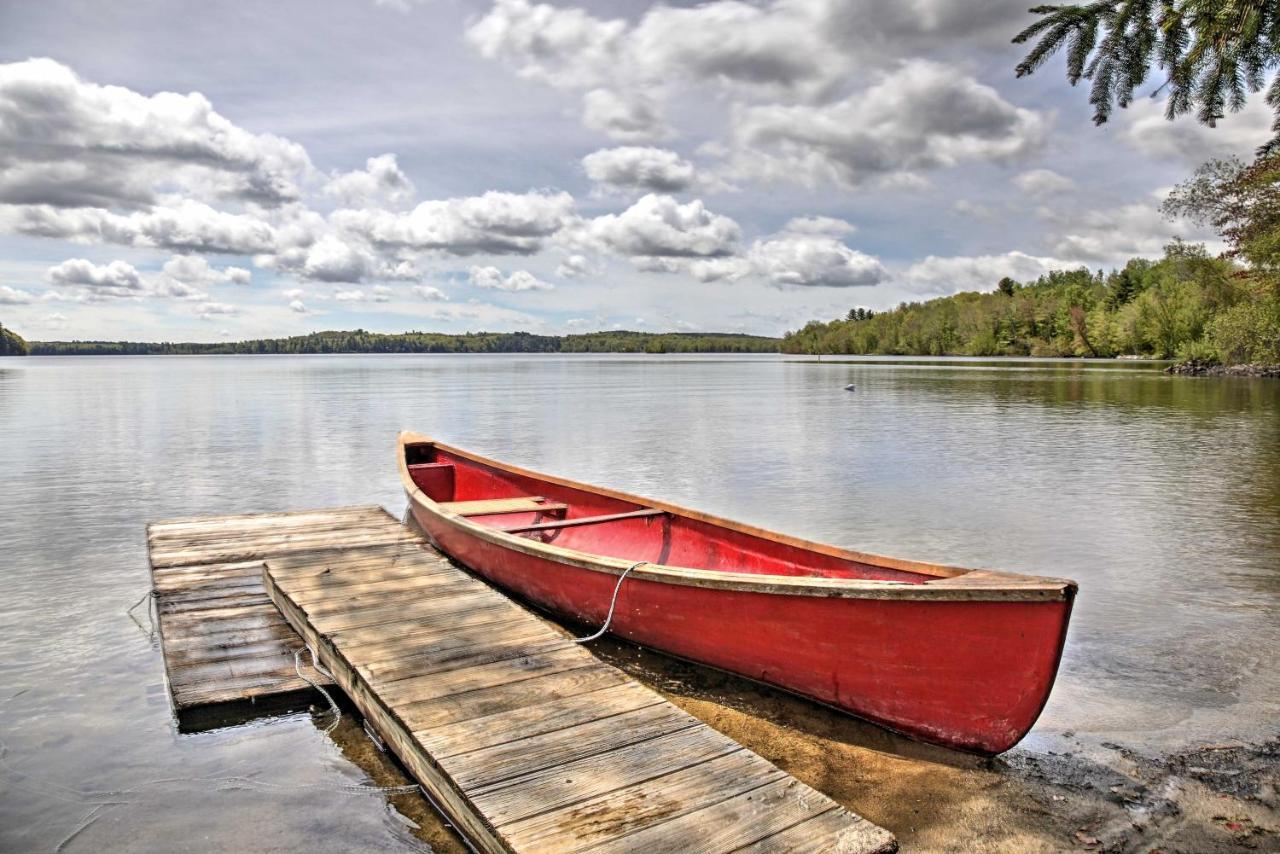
45 258 144 299
196 301 238 319
466 0 627 91
6 200 278 255
303 234 378 282
899 251 1073 296
1013 169 1075 197
554 253 594 278
163 255 251 286
630 255 686 273
323 154 415 206
588 194 740 260
42 256 247 303
686 225 886 287
688 256 754 283
582 147 698 193
951 199 998 220
1121 96 1274 165
748 233 886 287
288 299 309 313
466 0 1036 149
628 0 847 99
412 284 448 301
730 61 1046 188
467 0 849 116
1050 202 1214 263
152 279 209 301
333 285 394 302
468 266 554 291
261 227 422 285
0 285 34 304
0 58 311 209
333 190 574 255
581 89 666 142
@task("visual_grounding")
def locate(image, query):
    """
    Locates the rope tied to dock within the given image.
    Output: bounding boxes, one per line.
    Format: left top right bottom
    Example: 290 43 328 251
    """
293 646 342 736
574 561 648 643
126 589 157 640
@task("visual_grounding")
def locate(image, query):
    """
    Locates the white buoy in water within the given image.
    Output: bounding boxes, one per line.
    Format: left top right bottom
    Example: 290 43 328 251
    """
844 383 856 391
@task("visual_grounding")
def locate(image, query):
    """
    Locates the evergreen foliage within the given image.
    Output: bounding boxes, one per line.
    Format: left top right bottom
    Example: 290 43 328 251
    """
1014 1 1280 152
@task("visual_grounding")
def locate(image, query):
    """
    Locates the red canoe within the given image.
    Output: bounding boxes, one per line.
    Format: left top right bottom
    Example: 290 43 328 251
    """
398 431 1076 754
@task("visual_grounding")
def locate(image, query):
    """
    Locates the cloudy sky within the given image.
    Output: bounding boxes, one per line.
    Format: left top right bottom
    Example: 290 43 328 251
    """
0 0 1272 342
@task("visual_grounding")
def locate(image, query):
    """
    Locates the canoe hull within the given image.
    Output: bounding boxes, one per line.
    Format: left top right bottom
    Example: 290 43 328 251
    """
408 503 1071 756
400 434 1074 755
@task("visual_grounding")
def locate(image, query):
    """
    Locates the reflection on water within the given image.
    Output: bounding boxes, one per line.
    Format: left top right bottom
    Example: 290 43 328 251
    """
1 354 1277 850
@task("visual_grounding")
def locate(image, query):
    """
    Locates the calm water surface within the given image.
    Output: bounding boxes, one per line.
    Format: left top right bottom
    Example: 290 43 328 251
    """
2 354 1278 851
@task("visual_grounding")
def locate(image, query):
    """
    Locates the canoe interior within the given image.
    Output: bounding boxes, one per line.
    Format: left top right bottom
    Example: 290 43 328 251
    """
407 443 938 584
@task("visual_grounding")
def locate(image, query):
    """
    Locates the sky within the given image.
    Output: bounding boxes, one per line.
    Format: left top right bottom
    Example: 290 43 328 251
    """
0 0 1273 342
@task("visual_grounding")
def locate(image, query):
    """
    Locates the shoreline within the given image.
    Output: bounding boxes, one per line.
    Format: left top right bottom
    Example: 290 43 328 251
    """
1166 360 1280 377
589 638 1279 853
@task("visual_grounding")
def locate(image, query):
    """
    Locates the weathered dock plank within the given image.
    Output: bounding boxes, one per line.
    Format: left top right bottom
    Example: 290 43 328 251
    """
146 505 402 711
262 527 896 853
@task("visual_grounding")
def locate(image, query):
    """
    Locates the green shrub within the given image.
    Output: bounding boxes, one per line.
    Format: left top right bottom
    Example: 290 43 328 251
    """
1175 338 1220 363
1207 296 1280 364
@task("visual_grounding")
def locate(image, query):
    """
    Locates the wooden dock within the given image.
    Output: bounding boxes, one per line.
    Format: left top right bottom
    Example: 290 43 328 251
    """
147 506 896 853
147 505 414 711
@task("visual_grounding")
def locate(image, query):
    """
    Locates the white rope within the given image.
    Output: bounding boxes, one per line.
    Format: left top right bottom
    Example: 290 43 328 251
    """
574 561 647 643
293 646 342 736
126 590 156 640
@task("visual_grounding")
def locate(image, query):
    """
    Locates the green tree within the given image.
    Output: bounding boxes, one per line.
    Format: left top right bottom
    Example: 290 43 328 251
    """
1165 153 1280 277
781 244 1246 359
1014 1 1280 151
997 276 1018 297
0 322 29 356
1164 154 1280 362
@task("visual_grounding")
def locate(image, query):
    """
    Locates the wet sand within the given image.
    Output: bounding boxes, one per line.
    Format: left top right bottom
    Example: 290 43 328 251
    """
591 639 1278 853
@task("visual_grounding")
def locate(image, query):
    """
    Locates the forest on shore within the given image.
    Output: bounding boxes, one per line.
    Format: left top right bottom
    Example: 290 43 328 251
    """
785 148 1280 365
783 241 1276 361
10 329 779 356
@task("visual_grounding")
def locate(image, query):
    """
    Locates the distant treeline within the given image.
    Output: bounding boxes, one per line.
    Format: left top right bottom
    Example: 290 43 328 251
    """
16 329 780 356
784 242 1280 363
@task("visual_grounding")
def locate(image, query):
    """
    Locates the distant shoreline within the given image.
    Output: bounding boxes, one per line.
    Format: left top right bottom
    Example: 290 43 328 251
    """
10 329 782 356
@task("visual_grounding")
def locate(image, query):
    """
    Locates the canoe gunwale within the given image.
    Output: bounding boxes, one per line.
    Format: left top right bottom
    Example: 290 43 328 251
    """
398 431 1076 604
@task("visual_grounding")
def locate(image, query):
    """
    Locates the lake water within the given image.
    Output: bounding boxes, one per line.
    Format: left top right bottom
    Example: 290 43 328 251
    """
2 353 1277 851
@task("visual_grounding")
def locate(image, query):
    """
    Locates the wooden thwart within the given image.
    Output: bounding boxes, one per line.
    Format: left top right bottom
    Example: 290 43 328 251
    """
260 513 895 854
441 497 569 518
500 507 665 535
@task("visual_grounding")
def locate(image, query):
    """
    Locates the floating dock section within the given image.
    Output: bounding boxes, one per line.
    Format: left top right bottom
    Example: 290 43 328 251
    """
147 506 896 853
147 506 417 711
